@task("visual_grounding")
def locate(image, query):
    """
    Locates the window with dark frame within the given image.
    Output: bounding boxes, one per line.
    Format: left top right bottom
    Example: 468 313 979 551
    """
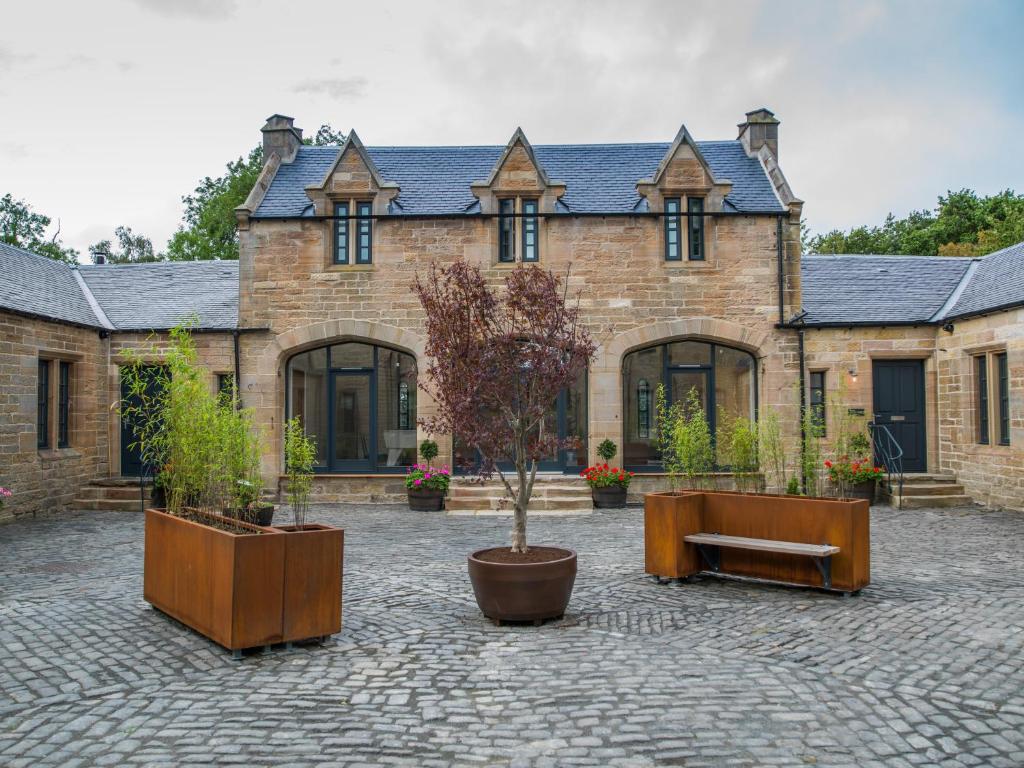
977 356 989 444
688 197 705 260
356 201 372 264
333 202 349 264
37 360 49 449
217 373 235 401
997 352 1010 445
58 361 71 449
664 197 681 261
637 379 650 439
498 199 515 262
399 381 410 430
809 370 827 436
521 199 538 262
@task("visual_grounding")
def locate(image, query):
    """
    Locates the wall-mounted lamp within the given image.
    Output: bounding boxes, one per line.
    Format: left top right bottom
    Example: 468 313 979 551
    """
848 367 858 382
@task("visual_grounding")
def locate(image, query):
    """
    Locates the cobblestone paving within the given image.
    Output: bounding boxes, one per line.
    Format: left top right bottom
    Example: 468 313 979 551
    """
2 503 1023 767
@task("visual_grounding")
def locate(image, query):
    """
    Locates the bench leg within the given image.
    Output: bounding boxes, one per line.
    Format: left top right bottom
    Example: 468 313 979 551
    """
695 544 721 573
811 555 832 590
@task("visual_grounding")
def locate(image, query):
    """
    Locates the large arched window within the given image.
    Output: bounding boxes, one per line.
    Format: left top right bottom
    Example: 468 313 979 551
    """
287 342 417 472
622 340 756 468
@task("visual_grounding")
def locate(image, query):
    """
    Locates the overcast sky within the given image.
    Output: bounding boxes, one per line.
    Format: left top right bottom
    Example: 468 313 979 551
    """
2 0 1022 259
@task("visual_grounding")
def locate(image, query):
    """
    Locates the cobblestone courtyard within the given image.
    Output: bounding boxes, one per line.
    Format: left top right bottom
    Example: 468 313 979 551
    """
1 503 1023 767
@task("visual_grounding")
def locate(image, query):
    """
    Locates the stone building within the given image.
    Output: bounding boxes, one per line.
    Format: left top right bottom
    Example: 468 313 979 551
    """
1 108 1021 519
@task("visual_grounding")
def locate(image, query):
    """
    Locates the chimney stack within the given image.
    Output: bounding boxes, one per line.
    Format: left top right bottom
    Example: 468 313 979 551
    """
737 108 779 159
261 114 303 163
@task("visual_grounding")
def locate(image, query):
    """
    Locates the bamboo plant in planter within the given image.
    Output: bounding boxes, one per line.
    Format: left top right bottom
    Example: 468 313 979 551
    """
414 260 596 624
124 324 341 653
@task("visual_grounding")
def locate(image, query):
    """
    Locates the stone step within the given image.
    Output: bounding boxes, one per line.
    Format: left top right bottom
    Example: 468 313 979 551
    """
447 507 593 517
450 485 586 498
446 496 590 512
77 485 152 501
894 483 965 496
894 494 974 509
72 498 148 512
900 474 957 485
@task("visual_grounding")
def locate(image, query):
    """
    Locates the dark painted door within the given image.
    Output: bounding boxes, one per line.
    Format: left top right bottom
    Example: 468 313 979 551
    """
872 360 926 472
120 365 165 477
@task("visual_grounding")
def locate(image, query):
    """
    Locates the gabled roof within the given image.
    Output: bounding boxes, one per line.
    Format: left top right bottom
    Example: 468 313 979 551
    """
477 127 553 188
253 140 786 217
945 240 1024 319
0 243 102 327
78 261 239 330
800 247 1024 326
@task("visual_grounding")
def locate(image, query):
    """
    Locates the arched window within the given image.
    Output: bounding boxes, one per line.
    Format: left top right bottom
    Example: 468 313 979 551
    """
287 342 417 472
622 340 756 468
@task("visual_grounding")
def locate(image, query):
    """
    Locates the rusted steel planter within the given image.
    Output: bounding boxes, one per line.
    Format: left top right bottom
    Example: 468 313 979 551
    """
274 524 344 643
644 491 870 593
144 509 344 651
468 547 577 623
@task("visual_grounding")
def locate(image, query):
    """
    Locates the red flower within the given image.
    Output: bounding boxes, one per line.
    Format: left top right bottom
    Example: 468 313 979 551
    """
824 460 832 468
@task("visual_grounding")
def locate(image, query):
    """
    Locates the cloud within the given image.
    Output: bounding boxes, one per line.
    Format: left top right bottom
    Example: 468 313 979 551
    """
294 76 369 100
131 0 237 20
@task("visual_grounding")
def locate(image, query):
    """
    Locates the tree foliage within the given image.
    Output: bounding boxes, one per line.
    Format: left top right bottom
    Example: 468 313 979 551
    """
165 124 345 262
90 225 162 264
0 193 79 263
414 260 595 552
804 189 1024 257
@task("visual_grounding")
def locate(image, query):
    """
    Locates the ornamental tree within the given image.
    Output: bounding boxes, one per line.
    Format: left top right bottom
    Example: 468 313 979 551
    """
414 260 595 552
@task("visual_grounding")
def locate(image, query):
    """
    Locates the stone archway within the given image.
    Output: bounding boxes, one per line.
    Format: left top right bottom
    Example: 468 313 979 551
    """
248 320 430 480
587 318 771 465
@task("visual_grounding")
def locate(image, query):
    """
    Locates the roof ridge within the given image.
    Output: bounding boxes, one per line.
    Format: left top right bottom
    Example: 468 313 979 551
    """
930 259 982 322
805 253 963 261
71 268 114 329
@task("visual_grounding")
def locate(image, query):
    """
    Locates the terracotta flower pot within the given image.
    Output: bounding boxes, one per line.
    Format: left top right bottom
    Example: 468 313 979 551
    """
408 488 445 511
467 546 577 624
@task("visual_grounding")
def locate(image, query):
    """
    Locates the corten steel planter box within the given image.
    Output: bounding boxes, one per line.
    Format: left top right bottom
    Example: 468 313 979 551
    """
644 491 870 593
468 547 577 623
144 508 285 651
144 510 345 651
274 524 344 643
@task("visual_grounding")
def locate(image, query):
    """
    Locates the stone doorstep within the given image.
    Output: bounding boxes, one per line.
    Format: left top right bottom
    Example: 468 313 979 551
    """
72 498 148 512
75 485 152 501
895 494 975 509
898 483 966 496
446 507 594 517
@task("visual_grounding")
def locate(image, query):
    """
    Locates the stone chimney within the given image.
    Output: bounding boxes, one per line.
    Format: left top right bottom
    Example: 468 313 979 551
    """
737 108 780 159
261 114 303 163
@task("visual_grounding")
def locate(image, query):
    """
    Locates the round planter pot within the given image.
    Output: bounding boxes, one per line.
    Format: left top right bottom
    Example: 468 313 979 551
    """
592 485 627 508
847 480 876 504
408 489 445 511
251 504 275 527
467 546 577 623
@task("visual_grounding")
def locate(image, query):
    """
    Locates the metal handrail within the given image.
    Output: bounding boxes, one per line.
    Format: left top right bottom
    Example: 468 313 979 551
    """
868 423 904 509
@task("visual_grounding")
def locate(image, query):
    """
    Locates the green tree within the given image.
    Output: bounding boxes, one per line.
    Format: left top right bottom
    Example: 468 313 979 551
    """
804 189 1024 257
165 124 345 262
90 225 163 264
0 193 79 263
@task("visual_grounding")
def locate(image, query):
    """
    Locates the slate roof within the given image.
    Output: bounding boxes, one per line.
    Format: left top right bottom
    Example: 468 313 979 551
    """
253 141 785 218
801 255 973 325
78 261 239 330
0 242 101 327
945 240 1024 319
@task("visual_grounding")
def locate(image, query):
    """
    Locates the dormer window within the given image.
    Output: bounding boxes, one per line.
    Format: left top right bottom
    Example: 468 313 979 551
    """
333 200 373 265
688 197 705 260
664 198 681 261
497 197 540 263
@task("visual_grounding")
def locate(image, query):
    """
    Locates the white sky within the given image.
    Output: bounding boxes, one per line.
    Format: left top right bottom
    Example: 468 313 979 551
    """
2 0 1022 258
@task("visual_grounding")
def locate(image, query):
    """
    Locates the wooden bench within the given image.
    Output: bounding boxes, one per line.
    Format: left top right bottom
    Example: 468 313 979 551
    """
683 533 840 590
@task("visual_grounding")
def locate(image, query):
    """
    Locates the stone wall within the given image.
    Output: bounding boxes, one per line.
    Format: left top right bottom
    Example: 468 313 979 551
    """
0 311 108 520
237 210 802 488
935 309 1023 510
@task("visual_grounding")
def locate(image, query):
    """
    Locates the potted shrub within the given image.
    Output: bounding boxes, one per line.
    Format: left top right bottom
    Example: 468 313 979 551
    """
414 260 595 624
405 463 451 511
826 458 884 503
582 463 633 508
0 486 11 514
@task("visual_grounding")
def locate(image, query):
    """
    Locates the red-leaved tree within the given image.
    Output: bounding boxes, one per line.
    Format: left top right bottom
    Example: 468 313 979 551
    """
414 260 595 552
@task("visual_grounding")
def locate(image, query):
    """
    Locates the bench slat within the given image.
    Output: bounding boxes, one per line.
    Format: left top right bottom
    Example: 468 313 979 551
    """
684 533 839 557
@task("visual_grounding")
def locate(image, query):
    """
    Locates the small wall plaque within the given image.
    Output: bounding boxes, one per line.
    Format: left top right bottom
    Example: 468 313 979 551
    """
847 408 865 416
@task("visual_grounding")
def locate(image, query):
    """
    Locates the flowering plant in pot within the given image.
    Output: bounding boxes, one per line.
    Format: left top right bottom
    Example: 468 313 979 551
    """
405 464 451 511
414 260 595 624
825 458 884 502
581 463 633 508
0 486 11 513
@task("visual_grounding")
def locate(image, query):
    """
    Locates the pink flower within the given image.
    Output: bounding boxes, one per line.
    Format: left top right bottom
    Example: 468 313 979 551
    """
424 472 432 479
414 478 422 487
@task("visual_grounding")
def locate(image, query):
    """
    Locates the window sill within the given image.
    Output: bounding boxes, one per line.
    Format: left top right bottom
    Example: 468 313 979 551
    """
324 264 375 272
663 260 714 269
38 448 81 460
